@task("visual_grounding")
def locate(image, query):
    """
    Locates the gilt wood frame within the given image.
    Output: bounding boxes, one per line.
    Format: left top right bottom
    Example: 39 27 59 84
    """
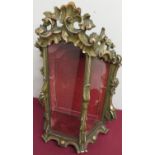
35 2 121 153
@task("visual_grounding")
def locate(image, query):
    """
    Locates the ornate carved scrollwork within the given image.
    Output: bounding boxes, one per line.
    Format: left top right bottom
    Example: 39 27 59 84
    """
35 2 121 65
109 77 119 119
35 2 122 153
103 64 121 121
110 78 119 95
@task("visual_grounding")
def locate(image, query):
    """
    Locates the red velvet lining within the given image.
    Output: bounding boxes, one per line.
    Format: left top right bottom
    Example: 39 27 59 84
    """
48 43 109 137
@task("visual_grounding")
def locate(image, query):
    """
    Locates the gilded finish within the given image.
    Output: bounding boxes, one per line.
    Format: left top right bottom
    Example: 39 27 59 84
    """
35 2 122 153
86 122 109 146
79 55 91 153
42 132 80 153
102 63 121 121
35 2 121 64
42 47 52 136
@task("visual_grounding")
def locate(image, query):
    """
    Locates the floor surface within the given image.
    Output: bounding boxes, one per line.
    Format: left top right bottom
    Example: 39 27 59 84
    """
33 98 122 155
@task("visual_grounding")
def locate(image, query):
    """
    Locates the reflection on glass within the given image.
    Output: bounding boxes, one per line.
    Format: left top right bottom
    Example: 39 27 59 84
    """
47 43 110 137
86 58 109 133
48 43 85 137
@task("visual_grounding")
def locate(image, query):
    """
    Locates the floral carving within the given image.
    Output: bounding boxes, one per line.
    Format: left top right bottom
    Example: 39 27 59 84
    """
35 2 122 153
35 2 121 64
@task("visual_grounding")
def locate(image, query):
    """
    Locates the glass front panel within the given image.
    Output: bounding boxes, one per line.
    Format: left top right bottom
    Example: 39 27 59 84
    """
86 58 110 133
48 43 85 137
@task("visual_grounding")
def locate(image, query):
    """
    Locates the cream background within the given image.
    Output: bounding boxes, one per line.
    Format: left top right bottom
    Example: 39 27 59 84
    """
33 0 122 109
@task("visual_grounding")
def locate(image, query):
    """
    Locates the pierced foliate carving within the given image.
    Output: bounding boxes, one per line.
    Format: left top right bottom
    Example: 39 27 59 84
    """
35 2 121 64
35 2 122 153
110 78 119 95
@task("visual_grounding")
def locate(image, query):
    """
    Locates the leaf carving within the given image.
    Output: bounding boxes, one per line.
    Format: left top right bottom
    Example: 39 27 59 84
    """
35 2 122 65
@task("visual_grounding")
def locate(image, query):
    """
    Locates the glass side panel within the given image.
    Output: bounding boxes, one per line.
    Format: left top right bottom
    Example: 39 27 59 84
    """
86 58 110 133
48 43 85 137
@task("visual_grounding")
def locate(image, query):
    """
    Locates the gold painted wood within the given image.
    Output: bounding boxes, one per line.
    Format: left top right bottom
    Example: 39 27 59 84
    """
102 63 121 122
35 2 121 64
79 54 91 153
35 2 122 153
